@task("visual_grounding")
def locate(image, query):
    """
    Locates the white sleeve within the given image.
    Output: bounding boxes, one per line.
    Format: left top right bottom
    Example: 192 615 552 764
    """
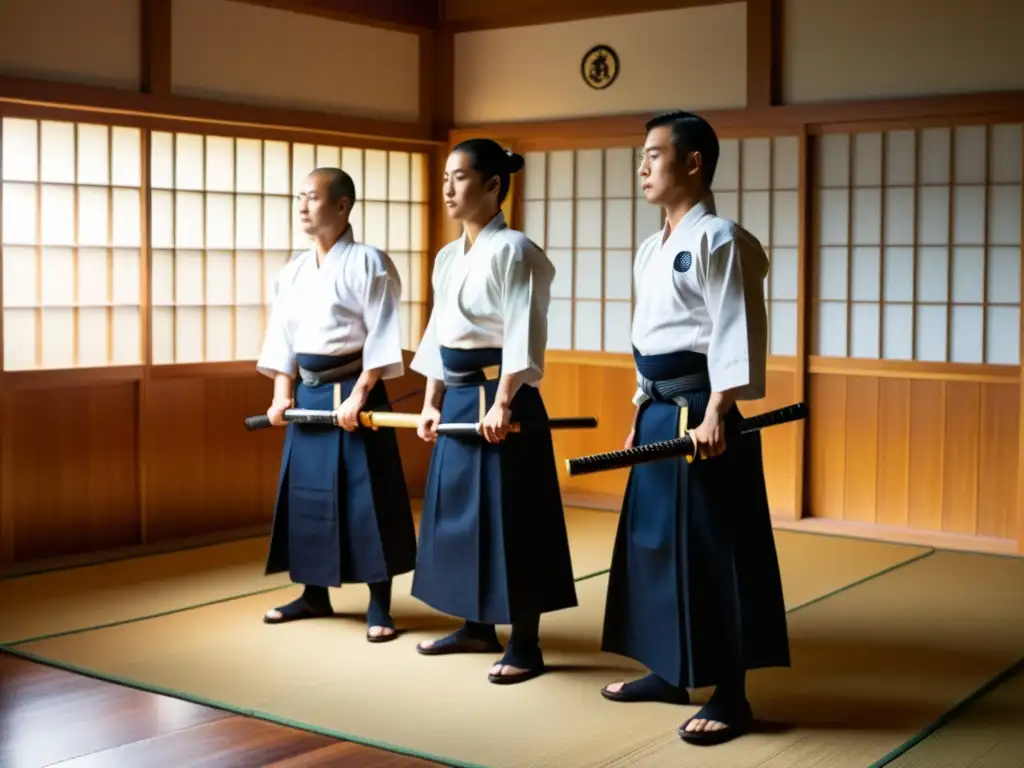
409 308 445 381
700 235 768 400
359 251 405 380
256 271 296 379
500 244 552 384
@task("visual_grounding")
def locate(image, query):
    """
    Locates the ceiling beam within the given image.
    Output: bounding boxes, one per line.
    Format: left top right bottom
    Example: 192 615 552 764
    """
0 74 438 144
140 0 172 96
441 0 737 33
233 0 438 34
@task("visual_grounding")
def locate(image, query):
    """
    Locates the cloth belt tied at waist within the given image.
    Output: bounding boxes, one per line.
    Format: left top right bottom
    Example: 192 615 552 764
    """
442 364 501 387
635 368 711 407
298 357 364 387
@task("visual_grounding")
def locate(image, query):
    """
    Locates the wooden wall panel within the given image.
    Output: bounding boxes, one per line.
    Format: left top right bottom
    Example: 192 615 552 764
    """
141 374 283 543
2 381 140 562
755 367 801 520
542 360 636 499
0 352 433 566
807 372 1019 544
540 357 802 519
141 352 433 545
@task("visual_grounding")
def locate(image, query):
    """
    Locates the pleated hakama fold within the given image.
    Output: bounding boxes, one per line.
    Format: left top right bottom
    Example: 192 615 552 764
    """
601 349 790 689
411 346 578 625
265 352 417 587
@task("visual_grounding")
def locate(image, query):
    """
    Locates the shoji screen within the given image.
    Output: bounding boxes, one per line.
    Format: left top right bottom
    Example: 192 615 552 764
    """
1 117 143 370
149 134 429 362
812 125 1022 364
520 135 800 357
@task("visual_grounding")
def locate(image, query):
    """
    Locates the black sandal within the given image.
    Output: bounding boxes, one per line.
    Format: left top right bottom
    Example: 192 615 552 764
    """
678 698 753 746
601 673 690 704
262 597 333 624
416 626 503 656
487 646 545 685
366 626 399 643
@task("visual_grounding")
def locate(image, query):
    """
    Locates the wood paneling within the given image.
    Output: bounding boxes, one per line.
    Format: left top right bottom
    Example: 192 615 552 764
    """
807 372 1019 544
141 372 283 542
540 355 803 519
1 380 140 562
0 353 433 565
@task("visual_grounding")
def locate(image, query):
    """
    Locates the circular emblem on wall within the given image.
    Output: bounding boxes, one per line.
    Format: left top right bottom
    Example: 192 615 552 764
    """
581 44 619 90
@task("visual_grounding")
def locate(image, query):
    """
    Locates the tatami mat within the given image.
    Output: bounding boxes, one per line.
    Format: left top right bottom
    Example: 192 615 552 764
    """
885 659 1024 768
614 551 1024 768
0 505 619 646
8 524 953 768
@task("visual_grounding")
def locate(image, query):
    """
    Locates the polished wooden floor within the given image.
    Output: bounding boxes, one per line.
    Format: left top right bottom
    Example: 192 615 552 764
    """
0 651 443 767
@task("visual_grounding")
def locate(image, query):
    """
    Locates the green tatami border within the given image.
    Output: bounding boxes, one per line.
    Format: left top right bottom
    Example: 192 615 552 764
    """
870 654 1024 768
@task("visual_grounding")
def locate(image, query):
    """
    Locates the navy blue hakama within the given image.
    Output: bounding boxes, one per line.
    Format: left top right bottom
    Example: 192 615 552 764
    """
601 349 790 691
411 346 578 626
265 352 417 588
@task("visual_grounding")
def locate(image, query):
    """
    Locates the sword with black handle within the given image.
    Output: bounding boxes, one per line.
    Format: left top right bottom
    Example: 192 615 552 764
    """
564 402 807 477
244 409 599 437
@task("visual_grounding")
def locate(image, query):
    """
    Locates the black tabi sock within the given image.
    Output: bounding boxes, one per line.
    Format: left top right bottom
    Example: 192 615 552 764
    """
461 621 500 643
497 614 543 670
707 671 748 709
366 580 394 628
300 584 331 610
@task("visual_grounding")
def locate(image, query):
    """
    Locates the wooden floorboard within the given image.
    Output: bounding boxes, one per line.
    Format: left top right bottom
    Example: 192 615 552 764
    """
0 651 443 767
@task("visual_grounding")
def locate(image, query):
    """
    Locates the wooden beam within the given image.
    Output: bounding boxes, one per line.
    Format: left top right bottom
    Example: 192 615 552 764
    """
233 0 437 33
448 90 1024 142
794 127 810 520
0 75 439 145
1018 123 1024 555
418 28 455 141
418 1 452 139
140 0 172 96
746 0 781 108
442 0 737 33
0 168 7 565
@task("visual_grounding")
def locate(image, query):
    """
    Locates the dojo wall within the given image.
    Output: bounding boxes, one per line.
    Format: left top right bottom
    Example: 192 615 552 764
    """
171 0 419 120
0 0 142 90
452 0 1024 125
449 0 1024 556
0 0 439 569
452 3 748 125
3 0 1024 569
0 0 421 119
782 0 1024 104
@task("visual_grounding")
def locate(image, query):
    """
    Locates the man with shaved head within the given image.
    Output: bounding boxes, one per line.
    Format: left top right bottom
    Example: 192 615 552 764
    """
256 167 416 644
